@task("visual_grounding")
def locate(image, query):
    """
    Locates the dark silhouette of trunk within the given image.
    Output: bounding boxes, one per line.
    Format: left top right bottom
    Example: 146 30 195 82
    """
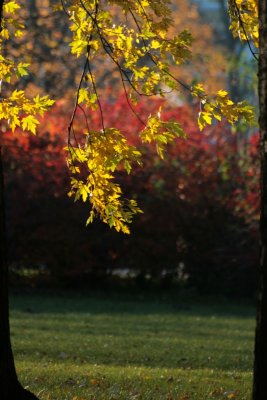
0 3 39 399
0 145 16 398
253 1 267 399
0 147 40 400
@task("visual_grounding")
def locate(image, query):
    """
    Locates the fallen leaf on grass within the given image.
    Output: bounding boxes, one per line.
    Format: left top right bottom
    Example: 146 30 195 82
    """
223 391 237 399
90 378 102 386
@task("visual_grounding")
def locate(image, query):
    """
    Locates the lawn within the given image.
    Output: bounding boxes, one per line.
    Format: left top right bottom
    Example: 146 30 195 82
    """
10 292 255 400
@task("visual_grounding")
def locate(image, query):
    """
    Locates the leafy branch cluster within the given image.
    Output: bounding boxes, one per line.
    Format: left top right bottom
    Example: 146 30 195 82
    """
0 0 257 233
63 0 255 232
228 0 258 58
0 1 54 135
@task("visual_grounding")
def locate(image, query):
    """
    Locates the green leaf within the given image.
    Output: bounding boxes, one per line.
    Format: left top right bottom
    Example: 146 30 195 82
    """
17 63 29 77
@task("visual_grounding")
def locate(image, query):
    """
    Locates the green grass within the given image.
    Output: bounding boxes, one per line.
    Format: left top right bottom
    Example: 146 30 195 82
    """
10 292 255 400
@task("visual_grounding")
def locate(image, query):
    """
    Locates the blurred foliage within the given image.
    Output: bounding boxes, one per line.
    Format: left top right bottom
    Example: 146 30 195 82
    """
2 94 259 295
193 0 258 104
1 0 256 234
8 0 228 97
5 0 81 97
0 0 258 295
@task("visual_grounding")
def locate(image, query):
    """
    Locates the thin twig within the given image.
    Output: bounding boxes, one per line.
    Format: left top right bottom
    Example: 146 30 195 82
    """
231 0 258 61
87 60 106 133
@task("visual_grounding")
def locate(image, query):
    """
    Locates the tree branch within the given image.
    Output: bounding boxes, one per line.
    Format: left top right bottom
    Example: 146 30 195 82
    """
0 0 4 28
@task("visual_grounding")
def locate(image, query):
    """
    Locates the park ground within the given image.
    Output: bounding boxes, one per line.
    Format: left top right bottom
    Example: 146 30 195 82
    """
10 291 255 400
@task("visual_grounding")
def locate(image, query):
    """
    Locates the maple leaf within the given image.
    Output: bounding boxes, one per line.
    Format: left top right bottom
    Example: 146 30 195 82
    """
22 115 40 134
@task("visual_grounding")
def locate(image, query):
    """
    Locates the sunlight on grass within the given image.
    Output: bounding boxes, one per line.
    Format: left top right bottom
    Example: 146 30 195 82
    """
10 293 255 399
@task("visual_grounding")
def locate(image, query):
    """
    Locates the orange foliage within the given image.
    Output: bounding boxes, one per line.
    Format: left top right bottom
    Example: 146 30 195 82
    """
8 0 227 99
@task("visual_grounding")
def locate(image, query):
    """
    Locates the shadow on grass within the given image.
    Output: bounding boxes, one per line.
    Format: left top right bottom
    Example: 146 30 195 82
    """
10 290 256 317
10 291 255 373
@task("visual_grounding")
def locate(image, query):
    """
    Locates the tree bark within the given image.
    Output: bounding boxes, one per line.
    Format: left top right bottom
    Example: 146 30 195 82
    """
253 1 267 399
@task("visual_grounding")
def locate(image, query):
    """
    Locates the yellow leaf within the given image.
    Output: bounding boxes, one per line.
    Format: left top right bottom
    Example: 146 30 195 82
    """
202 112 212 125
78 88 89 104
80 186 88 202
17 63 29 77
217 90 228 97
22 115 39 134
1 29 9 39
3 1 20 13
151 40 161 49
198 112 212 131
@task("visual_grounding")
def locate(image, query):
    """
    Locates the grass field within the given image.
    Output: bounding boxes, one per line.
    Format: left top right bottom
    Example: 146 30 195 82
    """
10 292 255 400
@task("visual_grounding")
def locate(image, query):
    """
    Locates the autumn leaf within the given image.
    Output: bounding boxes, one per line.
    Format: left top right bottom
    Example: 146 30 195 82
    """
22 115 40 134
3 1 20 14
16 62 29 77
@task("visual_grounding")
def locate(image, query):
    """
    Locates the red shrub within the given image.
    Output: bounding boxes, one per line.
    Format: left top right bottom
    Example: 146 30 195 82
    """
1 94 259 294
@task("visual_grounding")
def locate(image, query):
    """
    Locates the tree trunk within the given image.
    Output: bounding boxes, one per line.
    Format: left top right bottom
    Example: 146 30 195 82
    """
0 147 40 400
253 1 267 399
0 3 40 398
0 145 16 398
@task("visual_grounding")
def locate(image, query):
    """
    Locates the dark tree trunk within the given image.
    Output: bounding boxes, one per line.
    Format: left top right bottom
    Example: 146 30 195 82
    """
0 148 40 400
0 4 39 399
253 1 267 399
0 149 17 397
0 145 16 398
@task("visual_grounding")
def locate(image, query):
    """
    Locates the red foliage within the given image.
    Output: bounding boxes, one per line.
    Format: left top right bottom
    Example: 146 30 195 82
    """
1 94 259 294
1 104 69 198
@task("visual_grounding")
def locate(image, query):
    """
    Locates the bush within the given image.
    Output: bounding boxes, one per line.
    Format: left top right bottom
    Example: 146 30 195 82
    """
2 95 259 295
